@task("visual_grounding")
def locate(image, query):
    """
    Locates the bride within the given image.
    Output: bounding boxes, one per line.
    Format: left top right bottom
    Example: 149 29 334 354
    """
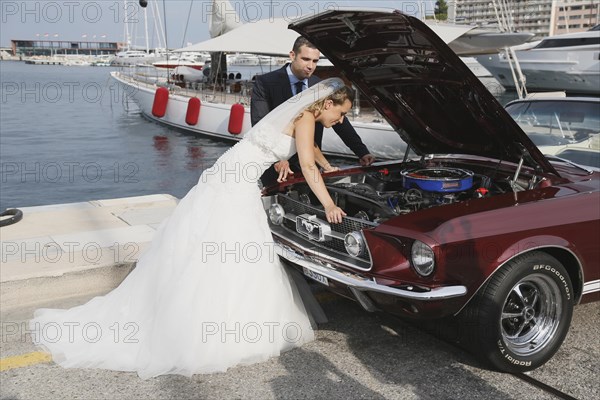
30 78 354 379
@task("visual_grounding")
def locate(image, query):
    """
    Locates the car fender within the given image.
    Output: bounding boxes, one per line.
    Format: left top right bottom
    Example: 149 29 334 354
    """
457 236 585 315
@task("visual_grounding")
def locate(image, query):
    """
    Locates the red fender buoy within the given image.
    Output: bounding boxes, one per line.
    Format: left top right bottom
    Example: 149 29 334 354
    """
228 103 245 135
185 97 201 125
151 87 169 118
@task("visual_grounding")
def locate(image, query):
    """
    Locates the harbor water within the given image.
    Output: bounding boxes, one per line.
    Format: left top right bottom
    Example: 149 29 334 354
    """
0 61 515 210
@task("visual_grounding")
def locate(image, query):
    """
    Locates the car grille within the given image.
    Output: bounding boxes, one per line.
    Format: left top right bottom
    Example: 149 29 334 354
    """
276 194 376 264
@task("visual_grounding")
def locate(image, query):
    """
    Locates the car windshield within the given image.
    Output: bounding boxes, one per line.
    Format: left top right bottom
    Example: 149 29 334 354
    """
505 100 600 147
556 149 600 169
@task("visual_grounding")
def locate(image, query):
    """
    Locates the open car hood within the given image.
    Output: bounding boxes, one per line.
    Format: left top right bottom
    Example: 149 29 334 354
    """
289 9 557 175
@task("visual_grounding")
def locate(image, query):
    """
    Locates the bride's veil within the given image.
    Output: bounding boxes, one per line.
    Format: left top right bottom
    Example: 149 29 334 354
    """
249 78 346 326
253 77 346 132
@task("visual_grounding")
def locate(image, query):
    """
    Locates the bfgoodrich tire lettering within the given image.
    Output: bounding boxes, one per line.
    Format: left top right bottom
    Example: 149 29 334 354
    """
460 251 574 372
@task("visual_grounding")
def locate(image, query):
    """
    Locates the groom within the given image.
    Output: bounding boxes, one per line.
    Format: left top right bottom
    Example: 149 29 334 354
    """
251 36 375 186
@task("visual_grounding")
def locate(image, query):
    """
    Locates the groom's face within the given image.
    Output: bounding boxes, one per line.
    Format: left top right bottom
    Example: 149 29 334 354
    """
289 45 321 80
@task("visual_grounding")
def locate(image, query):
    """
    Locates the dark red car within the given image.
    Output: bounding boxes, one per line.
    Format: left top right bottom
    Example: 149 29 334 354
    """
262 9 600 372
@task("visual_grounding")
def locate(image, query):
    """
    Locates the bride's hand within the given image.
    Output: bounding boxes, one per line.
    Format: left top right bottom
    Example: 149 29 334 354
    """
275 160 294 182
324 204 346 224
322 163 339 173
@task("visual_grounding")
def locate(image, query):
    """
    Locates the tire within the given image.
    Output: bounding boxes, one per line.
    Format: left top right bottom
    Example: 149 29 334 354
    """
460 251 574 372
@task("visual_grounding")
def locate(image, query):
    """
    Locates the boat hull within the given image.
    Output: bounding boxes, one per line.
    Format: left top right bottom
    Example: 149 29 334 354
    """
476 45 600 95
110 71 406 160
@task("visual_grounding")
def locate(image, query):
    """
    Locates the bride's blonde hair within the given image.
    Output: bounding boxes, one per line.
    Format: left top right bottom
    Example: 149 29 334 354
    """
294 85 355 123
306 85 355 115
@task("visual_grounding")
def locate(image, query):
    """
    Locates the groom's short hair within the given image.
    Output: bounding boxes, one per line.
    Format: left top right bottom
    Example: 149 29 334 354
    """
292 36 317 54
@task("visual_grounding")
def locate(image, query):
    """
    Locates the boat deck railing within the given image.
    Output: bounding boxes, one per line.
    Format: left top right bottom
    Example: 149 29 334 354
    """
114 66 389 125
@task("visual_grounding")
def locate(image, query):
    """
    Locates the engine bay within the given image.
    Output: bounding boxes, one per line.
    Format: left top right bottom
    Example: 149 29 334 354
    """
281 162 542 224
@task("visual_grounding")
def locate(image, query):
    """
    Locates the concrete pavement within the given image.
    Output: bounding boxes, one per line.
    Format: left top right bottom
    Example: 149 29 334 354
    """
1 194 178 312
1 194 598 399
1 290 598 399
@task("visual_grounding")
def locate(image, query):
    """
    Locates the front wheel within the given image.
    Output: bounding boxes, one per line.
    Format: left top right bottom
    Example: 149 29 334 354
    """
460 251 574 372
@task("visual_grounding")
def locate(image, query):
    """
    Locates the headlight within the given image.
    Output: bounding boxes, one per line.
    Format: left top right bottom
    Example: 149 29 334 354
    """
344 231 365 257
268 203 285 225
411 240 435 277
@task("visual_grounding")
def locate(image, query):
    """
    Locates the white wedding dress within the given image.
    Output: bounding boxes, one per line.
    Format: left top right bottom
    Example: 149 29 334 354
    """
30 78 346 379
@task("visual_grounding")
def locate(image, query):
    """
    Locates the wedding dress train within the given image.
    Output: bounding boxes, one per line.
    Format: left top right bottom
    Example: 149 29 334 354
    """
30 121 314 379
31 78 345 378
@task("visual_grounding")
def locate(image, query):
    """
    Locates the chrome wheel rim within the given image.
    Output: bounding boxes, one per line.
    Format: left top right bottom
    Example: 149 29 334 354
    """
500 273 562 356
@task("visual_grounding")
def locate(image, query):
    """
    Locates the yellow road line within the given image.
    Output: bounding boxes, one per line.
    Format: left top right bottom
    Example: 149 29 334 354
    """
0 294 337 373
0 352 52 372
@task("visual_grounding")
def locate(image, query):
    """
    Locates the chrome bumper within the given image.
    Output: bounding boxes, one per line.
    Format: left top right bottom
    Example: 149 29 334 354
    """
275 243 467 302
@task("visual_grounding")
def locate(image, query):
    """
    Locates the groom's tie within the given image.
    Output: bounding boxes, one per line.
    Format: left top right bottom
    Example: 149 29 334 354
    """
294 80 305 95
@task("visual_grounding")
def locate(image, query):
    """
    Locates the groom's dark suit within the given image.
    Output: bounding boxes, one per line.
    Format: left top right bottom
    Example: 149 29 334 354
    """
251 64 369 186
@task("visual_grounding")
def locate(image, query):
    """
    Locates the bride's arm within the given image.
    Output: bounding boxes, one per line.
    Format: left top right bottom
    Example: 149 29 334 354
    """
295 113 346 224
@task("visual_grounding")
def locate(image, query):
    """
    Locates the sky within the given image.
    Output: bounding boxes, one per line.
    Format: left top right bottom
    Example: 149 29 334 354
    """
1 0 437 49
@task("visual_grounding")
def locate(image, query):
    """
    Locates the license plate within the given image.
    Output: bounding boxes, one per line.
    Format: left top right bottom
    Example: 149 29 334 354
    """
303 267 329 286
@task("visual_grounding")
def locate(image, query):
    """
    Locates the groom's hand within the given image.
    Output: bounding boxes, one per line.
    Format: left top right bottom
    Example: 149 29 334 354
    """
275 160 294 182
359 154 375 166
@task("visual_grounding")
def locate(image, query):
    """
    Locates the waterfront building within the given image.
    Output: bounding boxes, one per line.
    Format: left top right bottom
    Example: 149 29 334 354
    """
10 39 125 57
553 0 600 34
452 0 599 37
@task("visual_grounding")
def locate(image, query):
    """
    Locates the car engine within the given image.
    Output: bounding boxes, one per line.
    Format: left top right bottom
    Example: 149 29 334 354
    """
267 163 540 266
281 165 502 224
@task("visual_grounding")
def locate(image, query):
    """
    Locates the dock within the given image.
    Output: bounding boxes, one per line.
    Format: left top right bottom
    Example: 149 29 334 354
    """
0 194 178 313
23 58 67 65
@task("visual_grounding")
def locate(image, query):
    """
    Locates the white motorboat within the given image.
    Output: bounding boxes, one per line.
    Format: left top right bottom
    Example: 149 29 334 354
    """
460 57 492 77
152 52 210 70
111 50 166 66
476 26 600 95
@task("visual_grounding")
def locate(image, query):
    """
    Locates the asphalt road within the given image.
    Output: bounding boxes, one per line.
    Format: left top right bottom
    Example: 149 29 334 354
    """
1 287 598 400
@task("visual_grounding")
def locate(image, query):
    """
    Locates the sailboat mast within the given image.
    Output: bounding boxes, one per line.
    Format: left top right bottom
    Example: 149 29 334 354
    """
123 0 130 50
144 7 150 53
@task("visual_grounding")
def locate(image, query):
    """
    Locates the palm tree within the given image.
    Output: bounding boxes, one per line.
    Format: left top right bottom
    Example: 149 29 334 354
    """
435 0 448 20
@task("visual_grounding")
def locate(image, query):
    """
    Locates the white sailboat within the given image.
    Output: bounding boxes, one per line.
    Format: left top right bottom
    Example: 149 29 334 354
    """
110 2 533 160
